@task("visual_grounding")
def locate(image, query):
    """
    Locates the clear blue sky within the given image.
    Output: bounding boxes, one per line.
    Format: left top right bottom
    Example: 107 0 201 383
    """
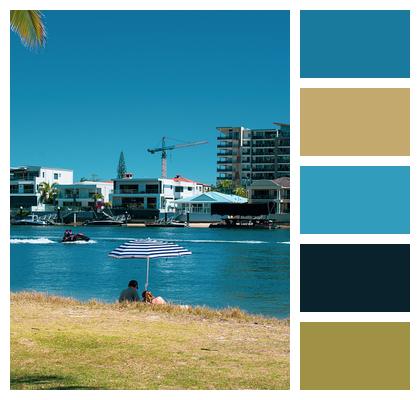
11 11 290 184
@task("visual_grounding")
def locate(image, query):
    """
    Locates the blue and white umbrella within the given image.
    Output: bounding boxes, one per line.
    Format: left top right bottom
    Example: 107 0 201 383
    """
109 239 192 290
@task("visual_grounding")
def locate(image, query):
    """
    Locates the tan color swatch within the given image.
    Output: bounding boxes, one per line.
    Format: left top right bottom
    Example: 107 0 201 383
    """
300 322 410 389
300 88 410 155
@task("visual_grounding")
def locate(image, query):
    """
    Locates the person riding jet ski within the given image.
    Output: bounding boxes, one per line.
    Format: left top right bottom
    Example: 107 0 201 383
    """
62 229 90 242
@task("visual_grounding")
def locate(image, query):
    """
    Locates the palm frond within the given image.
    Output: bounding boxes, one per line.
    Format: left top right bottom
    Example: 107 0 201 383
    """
10 10 46 49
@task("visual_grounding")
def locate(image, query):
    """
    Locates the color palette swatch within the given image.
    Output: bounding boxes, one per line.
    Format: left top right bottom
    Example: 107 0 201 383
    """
300 166 410 234
301 88 410 156
300 322 410 389
300 10 410 78
300 244 410 312
299 8 411 391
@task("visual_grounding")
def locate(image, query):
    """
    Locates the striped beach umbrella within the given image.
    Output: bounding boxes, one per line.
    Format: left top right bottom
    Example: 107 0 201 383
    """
109 239 192 290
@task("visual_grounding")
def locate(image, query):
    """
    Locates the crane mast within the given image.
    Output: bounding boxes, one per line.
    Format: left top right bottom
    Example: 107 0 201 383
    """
147 137 208 178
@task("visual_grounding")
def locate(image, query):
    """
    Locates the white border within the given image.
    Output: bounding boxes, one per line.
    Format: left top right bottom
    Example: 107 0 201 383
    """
1 0 419 399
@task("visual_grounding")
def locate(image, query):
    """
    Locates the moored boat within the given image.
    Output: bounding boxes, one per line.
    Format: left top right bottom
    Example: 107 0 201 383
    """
11 215 49 226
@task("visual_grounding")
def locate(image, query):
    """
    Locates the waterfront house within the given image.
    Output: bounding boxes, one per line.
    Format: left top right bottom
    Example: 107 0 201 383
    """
10 166 73 210
247 177 290 222
171 191 247 222
56 181 113 209
110 174 206 219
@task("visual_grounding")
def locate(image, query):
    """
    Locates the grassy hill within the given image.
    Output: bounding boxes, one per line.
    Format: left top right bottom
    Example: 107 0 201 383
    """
11 292 289 389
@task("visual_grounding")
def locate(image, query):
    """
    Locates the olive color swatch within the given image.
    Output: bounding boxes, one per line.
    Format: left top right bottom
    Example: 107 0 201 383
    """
300 88 410 156
300 322 410 389
300 244 410 312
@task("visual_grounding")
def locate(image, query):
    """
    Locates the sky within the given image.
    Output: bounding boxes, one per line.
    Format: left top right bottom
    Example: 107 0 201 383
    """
11 11 290 184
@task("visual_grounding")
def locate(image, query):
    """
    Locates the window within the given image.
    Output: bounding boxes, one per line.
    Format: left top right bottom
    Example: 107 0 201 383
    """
54 173 59 180
147 197 157 209
146 184 159 194
187 187 192 191
119 184 138 194
175 187 183 193
42 172 45 178
122 197 144 209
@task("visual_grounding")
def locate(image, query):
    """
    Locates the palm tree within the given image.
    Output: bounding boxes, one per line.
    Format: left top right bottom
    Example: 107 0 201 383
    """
234 186 248 198
92 192 104 209
216 180 234 194
38 182 57 205
10 10 46 49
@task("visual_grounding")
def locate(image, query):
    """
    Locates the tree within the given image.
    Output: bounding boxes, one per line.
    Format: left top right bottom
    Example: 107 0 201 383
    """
10 11 46 49
92 192 104 202
234 186 248 198
38 182 57 205
117 151 127 179
91 192 104 209
216 180 233 194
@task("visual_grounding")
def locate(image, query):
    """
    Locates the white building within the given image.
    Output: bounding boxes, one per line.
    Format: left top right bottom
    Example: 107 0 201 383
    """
110 175 207 216
247 177 290 222
56 181 113 208
10 166 73 209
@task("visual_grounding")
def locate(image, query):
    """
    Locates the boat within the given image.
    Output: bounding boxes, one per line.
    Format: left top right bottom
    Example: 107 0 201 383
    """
209 218 279 230
84 219 123 226
145 218 187 228
62 232 90 242
11 214 49 226
83 210 124 226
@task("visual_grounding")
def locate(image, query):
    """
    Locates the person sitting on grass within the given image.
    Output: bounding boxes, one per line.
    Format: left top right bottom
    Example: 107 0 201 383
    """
119 280 140 302
142 290 166 305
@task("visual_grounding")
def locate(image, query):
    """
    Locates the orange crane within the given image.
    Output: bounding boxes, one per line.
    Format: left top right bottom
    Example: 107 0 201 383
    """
147 137 208 178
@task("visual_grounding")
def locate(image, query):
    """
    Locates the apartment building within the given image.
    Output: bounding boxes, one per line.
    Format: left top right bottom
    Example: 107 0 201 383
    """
216 123 290 186
10 166 73 209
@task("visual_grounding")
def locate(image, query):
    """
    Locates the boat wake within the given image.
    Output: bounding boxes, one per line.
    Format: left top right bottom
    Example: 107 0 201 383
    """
10 238 55 244
11 238 97 245
93 237 289 245
63 240 97 244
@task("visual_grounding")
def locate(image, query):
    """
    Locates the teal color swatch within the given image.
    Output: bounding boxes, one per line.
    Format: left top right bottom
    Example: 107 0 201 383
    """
300 10 410 78
300 167 410 234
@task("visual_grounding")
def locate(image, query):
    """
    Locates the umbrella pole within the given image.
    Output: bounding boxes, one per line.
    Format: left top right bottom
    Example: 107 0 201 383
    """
145 257 150 290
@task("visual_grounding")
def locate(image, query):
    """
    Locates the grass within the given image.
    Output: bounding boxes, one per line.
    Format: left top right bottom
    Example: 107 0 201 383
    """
11 292 289 390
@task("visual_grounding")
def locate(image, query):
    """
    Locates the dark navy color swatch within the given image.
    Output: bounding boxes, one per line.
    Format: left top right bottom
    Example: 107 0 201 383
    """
300 10 410 78
300 244 410 312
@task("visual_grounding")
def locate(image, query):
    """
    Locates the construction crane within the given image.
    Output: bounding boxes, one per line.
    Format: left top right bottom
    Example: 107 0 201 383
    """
147 137 208 178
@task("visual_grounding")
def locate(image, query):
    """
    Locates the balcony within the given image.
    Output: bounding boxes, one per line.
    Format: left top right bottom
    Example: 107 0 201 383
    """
217 167 233 172
217 143 234 149
217 160 234 164
217 135 239 141
252 142 276 148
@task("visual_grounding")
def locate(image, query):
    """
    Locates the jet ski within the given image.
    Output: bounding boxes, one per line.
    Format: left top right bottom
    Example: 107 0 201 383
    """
62 230 90 243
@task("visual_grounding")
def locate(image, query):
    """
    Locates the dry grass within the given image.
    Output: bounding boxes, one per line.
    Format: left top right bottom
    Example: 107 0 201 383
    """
11 291 289 390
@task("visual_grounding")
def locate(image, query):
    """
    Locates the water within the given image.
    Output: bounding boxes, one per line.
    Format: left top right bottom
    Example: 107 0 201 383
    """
10 226 290 318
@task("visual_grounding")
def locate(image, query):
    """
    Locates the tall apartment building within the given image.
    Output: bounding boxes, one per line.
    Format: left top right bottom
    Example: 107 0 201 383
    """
216 123 290 186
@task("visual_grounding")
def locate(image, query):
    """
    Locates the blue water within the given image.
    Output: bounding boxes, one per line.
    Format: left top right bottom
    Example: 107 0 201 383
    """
10 226 290 318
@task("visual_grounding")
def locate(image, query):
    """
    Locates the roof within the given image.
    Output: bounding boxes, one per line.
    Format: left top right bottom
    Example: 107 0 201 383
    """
172 175 209 186
174 191 247 204
272 177 290 188
11 166 73 172
247 177 290 189
172 175 195 183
